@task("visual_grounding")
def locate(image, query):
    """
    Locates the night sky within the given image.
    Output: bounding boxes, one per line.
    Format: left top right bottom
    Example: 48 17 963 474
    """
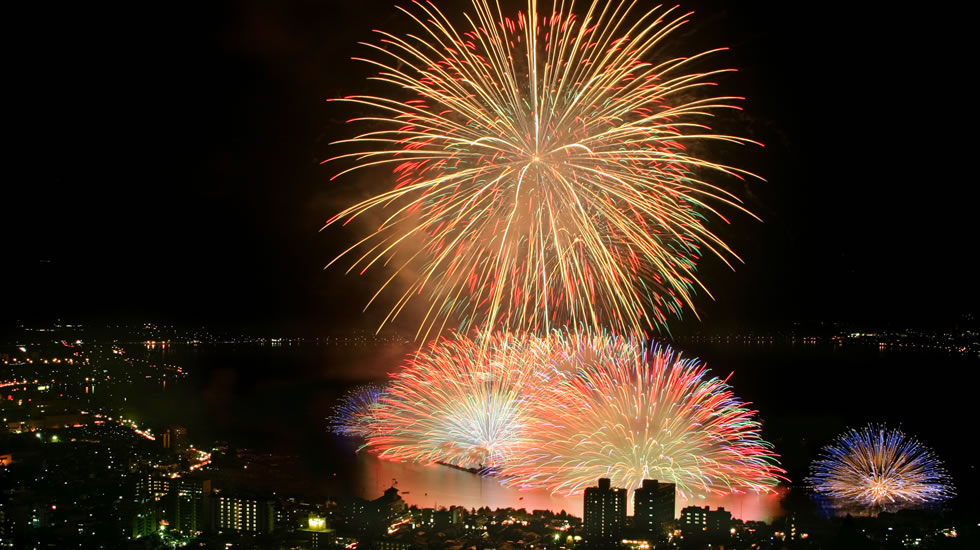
5 1 975 333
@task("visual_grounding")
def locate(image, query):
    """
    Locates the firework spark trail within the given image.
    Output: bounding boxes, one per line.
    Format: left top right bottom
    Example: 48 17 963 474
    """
808 425 954 510
329 384 387 437
500 333 785 497
364 332 560 469
323 0 760 340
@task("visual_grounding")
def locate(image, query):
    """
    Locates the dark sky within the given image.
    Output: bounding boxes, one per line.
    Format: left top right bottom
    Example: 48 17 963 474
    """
4 1 976 333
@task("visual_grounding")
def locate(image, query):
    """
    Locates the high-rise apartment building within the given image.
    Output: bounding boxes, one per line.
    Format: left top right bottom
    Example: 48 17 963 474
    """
172 478 211 534
214 495 275 534
633 479 675 536
583 478 627 541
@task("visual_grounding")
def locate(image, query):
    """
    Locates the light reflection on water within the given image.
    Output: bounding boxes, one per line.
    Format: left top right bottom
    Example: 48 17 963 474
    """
350 452 785 522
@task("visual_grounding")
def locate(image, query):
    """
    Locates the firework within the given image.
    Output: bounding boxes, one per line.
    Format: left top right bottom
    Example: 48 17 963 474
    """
502 333 785 497
808 425 954 510
365 332 558 469
362 331 783 497
329 384 387 437
324 0 759 340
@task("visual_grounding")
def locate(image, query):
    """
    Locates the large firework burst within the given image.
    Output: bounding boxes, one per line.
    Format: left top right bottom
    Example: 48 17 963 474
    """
808 425 954 510
501 334 785 497
329 384 387 437
324 0 759 340
357 331 783 496
364 332 558 469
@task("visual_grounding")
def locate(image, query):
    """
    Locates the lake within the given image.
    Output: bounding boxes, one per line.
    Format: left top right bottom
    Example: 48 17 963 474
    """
123 338 977 521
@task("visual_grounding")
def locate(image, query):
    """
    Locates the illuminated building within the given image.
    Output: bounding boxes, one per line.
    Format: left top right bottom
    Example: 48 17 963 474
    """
343 487 410 535
171 478 211 534
377 540 414 550
307 516 327 530
633 479 675 537
124 477 159 541
127 503 158 540
161 425 188 453
449 505 466 526
707 507 732 536
214 495 275 534
341 497 369 531
368 487 409 534
420 507 436 526
681 506 732 537
135 473 170 500
300 515 333 549
681 506 708 534
584 478 626 541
